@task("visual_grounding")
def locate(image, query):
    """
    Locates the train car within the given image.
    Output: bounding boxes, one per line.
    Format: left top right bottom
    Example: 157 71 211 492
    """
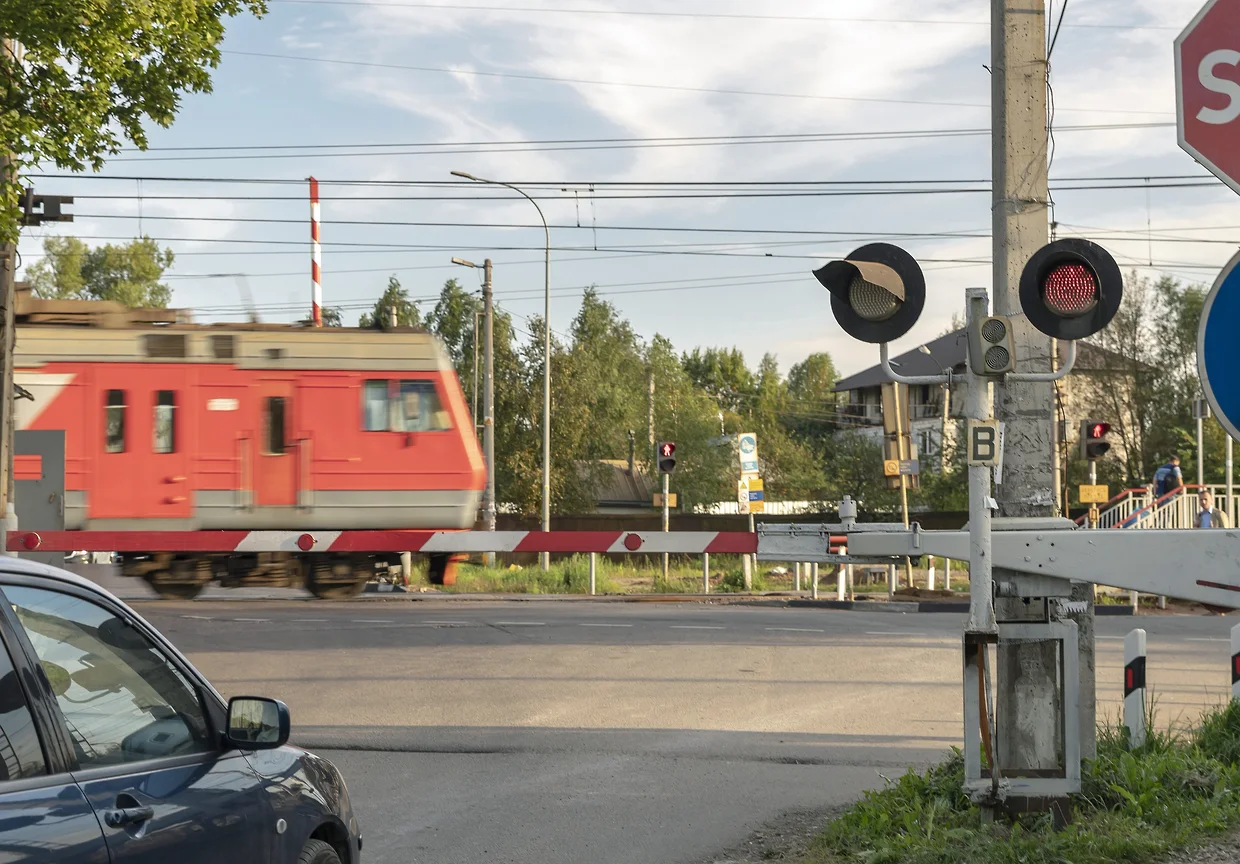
12 296 485 599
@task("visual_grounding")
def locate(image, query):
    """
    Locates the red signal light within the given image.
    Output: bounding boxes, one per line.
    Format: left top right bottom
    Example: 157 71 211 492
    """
1043 262 1099 317
661 443 675 457
1090 422 1110 439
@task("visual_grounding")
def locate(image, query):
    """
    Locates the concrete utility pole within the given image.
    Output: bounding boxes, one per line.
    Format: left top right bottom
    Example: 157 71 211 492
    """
0 148 14 534
647 368 655 467
482 259 496 567
452 255 498 567
990 0 1096 777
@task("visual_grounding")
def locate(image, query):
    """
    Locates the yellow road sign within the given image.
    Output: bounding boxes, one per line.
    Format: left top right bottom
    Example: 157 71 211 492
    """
653 493 678 508
1079 484 1109 504
883 459 900 477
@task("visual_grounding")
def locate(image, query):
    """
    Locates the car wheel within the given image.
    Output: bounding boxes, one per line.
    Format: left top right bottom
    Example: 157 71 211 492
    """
298 838 342 864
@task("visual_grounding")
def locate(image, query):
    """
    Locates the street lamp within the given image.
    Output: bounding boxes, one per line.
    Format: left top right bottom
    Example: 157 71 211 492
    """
452 170 552 569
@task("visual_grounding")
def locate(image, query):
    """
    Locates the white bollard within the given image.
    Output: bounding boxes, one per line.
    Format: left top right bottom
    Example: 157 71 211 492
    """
589 552 597 596
1231 623 1240 701
837 547 848 602
794 562 802 592
1124 628 1147 749
742 554 753 591
811 562 819 600
944 558 951 592
702 553 710 595
927 557 936 592
887 563 897 600
3 504 16 559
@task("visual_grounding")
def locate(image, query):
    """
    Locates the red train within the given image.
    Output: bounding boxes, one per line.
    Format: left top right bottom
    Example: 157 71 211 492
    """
13 293 485 598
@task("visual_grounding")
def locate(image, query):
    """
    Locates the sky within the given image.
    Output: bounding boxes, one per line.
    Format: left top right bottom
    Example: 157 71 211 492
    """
16 0 1240 378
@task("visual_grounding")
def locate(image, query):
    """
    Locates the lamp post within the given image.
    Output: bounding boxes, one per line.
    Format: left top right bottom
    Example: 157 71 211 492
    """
452 171 552 569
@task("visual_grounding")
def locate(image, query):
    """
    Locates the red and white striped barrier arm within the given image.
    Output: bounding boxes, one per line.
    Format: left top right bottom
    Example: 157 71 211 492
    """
8 530 759 555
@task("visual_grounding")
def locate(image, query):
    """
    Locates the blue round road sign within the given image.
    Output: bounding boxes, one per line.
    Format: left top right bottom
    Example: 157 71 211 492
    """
1198 251 1240 441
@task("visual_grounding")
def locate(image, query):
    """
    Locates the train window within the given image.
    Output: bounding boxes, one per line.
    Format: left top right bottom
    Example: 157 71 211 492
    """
105 390 126 453
398 381 452 432
154 391 176 454
362 380 388 431
264 397 286 455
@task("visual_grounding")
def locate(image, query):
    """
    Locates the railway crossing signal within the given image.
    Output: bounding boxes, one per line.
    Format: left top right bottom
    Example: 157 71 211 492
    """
1080 420 1112 461
812 242 926 344
1019 239 1123 341
967 314 1016 376
657 442 677 474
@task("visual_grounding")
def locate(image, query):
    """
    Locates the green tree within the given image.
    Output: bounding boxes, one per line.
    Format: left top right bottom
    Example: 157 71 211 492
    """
322 307 343 327
359 276 421 329
1 0 266 241
26 235 173 307
682 347 755 413
425 278 481 371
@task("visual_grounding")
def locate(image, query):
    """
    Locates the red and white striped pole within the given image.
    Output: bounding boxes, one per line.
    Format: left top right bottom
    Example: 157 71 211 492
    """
309 176 322 327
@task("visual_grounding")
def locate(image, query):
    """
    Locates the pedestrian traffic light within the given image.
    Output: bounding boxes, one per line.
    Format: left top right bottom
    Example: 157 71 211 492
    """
1080 420 1112 460
1019 238 1123 341
967 314 1016 375
658 442 677 474
812 243 925 344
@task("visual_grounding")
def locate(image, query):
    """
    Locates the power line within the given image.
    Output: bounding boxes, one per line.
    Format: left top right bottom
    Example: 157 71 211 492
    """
266 0 1178 32
221 49 1176 117
119 122 1174 154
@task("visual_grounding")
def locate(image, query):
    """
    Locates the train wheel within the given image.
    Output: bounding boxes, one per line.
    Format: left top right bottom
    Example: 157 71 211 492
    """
306 556 367 600
426 553 462 587
146 558 211 601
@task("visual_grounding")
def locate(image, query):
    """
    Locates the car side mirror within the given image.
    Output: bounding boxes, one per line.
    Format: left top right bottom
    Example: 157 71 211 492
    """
225 696 290 750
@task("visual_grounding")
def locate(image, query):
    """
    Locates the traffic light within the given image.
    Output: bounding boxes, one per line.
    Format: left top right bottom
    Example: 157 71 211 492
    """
1080 420 1112 460
967 314 1016 375
1020 238 1123 341
812 243 925 344
658 442 676 474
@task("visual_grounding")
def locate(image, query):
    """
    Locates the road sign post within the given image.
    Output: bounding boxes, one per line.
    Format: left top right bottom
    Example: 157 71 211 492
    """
1177 0 1240 195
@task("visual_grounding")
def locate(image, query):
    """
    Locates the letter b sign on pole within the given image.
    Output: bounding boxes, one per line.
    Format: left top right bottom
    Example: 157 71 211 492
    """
968 421 1001 467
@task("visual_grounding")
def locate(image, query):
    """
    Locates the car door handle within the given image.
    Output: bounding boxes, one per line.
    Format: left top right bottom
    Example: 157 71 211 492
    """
103 806 155 828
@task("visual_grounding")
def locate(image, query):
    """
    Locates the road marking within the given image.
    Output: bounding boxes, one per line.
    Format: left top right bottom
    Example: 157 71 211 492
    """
292 618 328 623
181 615 214 621
671 625 725 630
423 620 468 626
1185 637 1230 643
495 621 545 626
353 619 393 624
580 623 634 628
765 627 826 633
233 618 270 623
865 630 929 637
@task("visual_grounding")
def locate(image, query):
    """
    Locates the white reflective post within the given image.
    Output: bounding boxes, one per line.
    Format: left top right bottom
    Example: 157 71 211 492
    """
811 562 819 600
702 553 710 595
589 552 596 596
1123 628 1147 749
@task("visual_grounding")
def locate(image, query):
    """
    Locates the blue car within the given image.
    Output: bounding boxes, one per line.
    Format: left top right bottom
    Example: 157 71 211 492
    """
0 558 361 862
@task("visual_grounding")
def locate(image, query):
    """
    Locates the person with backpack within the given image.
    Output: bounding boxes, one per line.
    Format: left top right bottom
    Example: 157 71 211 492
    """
1195 489 1230 528
1153 455 1184 498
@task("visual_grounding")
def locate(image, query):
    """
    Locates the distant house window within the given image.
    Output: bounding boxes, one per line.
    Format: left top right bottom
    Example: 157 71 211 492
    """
105 390 126 453
362 380 452 432
264 397 286 455
154 391 176 454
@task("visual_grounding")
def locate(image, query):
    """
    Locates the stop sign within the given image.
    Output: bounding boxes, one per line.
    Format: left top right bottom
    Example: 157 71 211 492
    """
1176 0 1240 194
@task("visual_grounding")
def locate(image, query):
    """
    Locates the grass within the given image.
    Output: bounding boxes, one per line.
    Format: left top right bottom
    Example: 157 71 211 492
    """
804 700 1240 864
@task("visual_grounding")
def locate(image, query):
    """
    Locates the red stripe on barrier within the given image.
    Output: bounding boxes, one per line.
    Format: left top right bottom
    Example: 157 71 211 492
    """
9 531 252 552
325 531 438 553
705 533 759 554
513 532 624 553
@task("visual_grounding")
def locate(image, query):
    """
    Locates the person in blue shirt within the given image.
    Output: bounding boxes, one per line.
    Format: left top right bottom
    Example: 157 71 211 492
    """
1153 455 1184 498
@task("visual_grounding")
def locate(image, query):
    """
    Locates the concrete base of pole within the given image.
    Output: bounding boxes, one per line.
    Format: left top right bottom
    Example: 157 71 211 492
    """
742 555 753 591
400 551 412 585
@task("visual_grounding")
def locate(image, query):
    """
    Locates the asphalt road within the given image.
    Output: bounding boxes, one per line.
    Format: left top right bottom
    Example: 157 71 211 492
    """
132 599 1238 864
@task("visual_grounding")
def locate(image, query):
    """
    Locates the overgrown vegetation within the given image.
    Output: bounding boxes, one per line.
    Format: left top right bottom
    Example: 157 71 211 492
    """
807 701 1240 864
